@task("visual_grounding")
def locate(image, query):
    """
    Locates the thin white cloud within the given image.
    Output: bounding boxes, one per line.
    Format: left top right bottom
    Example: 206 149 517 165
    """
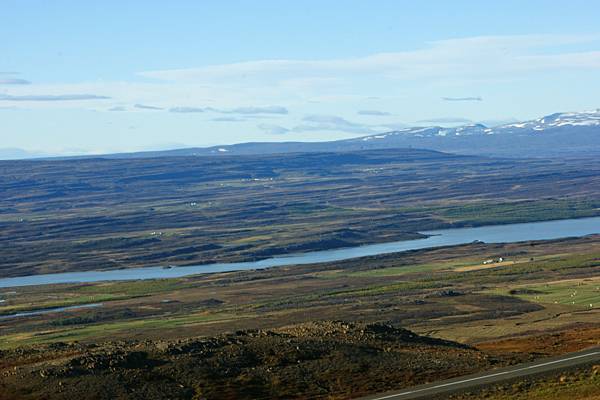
227 106 288 115
418 117 473 124
167 105 287 115
169 106 205 113
358 110 392 116
0 94 110 101
293 115 376 134
212 116 247 122
134 103 163 110
139 34 600 86
0 78 31 85
442 97 483 102
258 123 290 135
3 34 599 116
381 122 409 130
257 114 409 135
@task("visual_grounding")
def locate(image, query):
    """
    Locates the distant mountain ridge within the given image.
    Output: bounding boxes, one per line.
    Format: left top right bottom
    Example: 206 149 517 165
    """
5 109 600 160
360 109 600 140
336 109 600 157
0 148 44 160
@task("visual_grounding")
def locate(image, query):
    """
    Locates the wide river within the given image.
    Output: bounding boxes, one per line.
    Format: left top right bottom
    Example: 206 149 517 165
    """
1 216 599 289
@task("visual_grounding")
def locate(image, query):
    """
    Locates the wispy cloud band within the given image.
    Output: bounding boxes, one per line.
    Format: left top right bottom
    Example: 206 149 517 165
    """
357 110 392 116
0 94 110 101
139 34 600 86
442 96 483 102
134 103 164 110
0 78 31 85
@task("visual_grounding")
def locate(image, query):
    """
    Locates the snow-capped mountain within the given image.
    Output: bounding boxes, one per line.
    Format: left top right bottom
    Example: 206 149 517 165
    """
38 110 599 161
355 110 600 141
338 110 599 157
509 110 600 130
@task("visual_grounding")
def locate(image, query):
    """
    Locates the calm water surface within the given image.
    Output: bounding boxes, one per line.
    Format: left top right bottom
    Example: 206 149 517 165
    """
0 303 103 320
0 216 598 289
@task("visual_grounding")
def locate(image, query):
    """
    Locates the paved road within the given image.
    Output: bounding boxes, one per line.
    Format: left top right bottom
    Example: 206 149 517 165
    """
357 347 600 400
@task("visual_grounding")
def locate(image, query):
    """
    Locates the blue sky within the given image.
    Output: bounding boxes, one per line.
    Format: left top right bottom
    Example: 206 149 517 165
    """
2 1 600 156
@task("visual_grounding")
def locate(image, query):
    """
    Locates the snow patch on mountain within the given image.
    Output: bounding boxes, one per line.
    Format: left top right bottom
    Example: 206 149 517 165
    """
355 109 600 142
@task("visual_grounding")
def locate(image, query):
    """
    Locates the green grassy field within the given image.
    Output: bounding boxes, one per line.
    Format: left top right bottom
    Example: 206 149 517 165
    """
1 234 599 400
509 280 600 308
0 310 241 348
2 235 599 351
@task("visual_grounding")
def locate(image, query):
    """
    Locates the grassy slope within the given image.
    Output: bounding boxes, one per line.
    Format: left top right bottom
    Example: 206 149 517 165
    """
448 366 600 400
0 236 599 399
1 235 599 349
